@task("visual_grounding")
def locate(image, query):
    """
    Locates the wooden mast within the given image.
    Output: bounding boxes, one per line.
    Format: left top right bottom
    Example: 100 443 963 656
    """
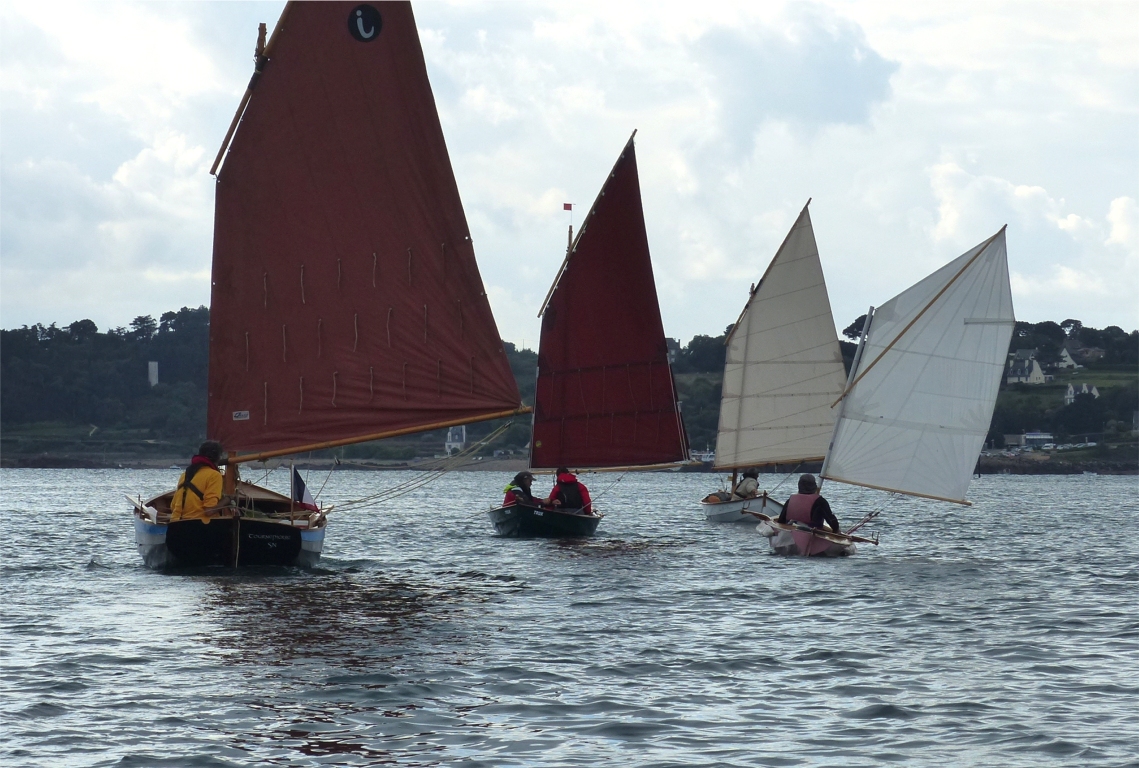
210 7 294 176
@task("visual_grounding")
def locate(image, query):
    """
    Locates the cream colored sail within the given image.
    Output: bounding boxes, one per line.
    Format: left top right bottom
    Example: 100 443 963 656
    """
714 202 848 469
821 227 1014 504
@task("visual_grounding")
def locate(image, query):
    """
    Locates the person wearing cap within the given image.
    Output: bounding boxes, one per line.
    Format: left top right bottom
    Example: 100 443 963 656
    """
777 474 841 533
170 440 226 521
548 467 594 515
730 467 760 500
503 471 542 507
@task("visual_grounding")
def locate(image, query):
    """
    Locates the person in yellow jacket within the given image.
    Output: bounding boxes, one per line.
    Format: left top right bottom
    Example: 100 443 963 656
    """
170 440 226 521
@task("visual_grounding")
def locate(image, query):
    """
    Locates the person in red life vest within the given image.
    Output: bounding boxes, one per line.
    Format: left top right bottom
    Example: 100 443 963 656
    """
549 467 594 515
503 471 542 506
170 440 226 521
776 474 841 533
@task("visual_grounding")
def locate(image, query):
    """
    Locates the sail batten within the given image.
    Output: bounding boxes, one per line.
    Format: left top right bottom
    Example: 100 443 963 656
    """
530 135 688 470
207 2 521 455
714 203 848 470
821 228 1014 503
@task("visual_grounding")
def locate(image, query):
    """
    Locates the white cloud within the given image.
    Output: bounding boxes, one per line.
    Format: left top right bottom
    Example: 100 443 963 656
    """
1105 196 1138 254
0 0 1135 342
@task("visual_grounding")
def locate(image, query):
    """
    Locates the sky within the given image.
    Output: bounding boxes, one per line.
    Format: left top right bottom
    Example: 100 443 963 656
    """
2 0 1136 349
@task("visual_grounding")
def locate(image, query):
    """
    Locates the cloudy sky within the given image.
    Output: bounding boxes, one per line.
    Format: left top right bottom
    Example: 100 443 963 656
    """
2 0 1136 349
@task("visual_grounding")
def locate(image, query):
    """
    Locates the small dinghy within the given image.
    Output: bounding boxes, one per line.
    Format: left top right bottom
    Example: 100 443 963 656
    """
703 205 1014 555
131 480 326 568
488 133 689 537
698 202 848 524
132 2 528 567
487 503 602 538
700 491 783 523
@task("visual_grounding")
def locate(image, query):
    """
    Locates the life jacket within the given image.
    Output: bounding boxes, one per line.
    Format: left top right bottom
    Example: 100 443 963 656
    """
172 455 222 519
784 493 820 526
554 474 585 511
177 457 216 505
503 483 534 505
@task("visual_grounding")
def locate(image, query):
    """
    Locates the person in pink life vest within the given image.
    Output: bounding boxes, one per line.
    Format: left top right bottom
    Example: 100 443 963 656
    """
776 474 841 533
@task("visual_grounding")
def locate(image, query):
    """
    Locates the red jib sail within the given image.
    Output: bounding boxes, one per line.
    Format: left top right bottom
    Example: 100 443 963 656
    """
207 2 521 455
531 134 689 470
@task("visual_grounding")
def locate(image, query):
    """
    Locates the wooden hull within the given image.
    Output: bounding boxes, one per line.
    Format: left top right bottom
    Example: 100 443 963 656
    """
131 479 326 568
487 503 601 538
700 493 784 522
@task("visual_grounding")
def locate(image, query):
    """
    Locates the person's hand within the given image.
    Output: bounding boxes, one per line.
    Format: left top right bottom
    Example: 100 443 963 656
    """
552 499 561 506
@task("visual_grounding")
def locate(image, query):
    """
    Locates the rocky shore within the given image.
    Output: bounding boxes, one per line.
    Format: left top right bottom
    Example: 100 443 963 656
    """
977 452 1137 475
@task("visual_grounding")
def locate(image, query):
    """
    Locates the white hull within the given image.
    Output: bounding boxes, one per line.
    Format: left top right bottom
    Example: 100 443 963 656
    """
700 493 784 522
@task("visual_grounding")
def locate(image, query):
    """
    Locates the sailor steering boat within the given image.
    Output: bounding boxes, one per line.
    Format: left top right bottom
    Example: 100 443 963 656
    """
133 2 528 566
700 200 1014 556
487 132 689 537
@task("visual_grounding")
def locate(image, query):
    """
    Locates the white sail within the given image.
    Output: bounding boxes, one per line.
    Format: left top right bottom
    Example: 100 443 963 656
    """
714 203 848 469
821 227 1014 503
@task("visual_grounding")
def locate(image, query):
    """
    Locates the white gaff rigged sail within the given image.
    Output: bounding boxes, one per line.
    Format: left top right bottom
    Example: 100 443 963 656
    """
714 203 847 469
821 227 1014 504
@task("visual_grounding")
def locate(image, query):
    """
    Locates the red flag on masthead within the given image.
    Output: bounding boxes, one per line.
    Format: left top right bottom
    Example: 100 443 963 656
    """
563 203 572 211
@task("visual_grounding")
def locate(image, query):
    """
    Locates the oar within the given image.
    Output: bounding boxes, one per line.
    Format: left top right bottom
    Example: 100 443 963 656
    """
743 510 878 546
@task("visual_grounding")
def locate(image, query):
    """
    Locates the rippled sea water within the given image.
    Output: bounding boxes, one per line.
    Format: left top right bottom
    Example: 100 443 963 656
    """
2 468 1137 767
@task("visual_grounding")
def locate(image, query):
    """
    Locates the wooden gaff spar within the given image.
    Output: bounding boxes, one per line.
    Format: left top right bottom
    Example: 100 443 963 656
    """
133 2 528 567
486 133 690 537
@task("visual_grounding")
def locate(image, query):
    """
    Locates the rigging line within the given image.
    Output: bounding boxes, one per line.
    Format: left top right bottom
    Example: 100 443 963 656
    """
834 228 1004 407
249 460 290 489
334 446 501 505
585 469 629 504
357 425 509 499
314 459 338 500
767 463 803 497
333 421 516 510
844 492 896 535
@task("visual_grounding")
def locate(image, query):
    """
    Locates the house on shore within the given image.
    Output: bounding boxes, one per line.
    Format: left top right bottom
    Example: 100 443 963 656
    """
1063 339 1105 365
1007 349 1049 385
1056 347 1081 369
1065 383 1100 405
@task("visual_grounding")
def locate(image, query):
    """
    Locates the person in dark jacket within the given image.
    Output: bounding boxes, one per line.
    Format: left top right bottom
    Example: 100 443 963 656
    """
549 467 594 515
503 471 541 507
777 474 841 533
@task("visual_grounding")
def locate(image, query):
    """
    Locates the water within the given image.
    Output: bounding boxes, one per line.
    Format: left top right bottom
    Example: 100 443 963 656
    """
2 469 1137 767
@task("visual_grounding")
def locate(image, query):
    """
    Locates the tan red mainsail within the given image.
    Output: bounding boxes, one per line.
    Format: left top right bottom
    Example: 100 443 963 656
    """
207 2 521 455
530 135 689 470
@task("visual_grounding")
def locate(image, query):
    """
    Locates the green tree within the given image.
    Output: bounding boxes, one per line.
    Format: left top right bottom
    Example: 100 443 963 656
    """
842 315 867 340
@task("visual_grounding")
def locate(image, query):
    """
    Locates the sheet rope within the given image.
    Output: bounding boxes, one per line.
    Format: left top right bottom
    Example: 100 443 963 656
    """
845 492 897 535
581 468 629 505
331 420 517 512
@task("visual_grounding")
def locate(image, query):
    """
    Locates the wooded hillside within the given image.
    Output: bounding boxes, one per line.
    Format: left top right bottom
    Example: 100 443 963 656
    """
2 309 1135 464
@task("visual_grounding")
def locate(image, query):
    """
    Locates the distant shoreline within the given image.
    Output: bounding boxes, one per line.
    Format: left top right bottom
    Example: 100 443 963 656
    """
2 454 1135 475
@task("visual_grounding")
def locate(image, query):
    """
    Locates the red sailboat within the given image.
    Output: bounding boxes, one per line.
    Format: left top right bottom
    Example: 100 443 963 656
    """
487 133 689 537
133 2 527 567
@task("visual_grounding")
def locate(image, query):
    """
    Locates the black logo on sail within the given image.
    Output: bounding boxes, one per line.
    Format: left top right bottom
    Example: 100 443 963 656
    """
348 5 382 42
